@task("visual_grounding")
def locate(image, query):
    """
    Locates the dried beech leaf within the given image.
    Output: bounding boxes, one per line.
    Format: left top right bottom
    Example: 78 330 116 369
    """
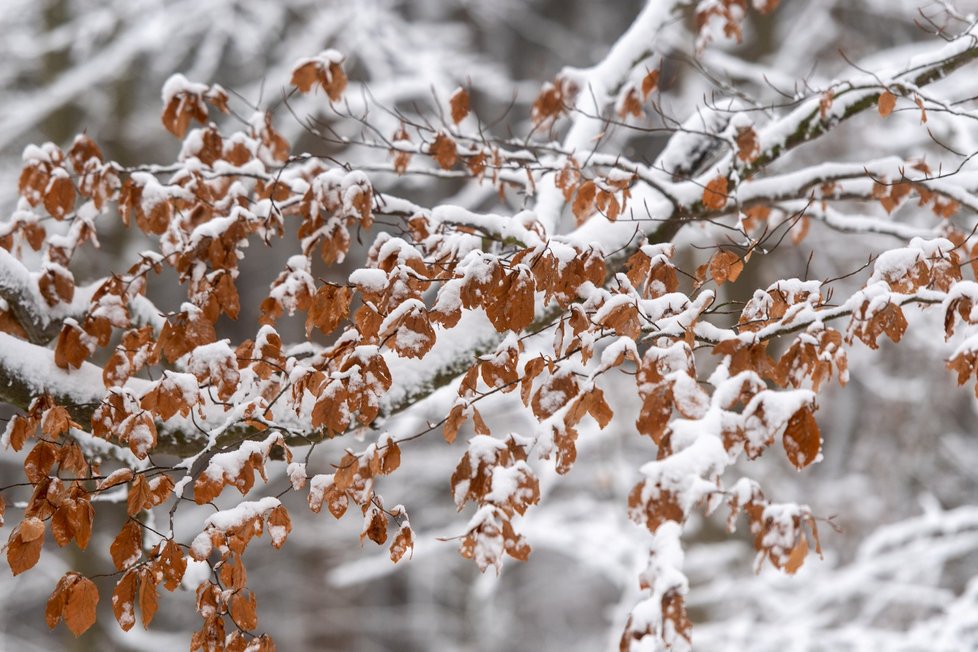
110 520 142 571
708 250 744 285
783 407 821 470
702 176 729 210
64 576 98 636
138 568 159 629
878 90 896 117
112 570 138 631
7 517 45 575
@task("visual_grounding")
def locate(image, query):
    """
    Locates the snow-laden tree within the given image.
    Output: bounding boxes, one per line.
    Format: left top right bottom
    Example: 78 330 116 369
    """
3 1 978 650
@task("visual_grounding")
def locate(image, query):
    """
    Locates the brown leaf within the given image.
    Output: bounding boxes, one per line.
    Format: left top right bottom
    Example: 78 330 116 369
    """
572 180 596 224
783 407 821 470
702 176 729 210
123 413 158 461
59 443 88 477
661 589 692 645
444 403 466 444
149 475 175 507
306 284 352 336
430 133 458 169
98 468 134 491
450 87 470 124
628 483 684 533
641 69 660 99
585 387 613 429
111 570 138 631
44 173 76 220
54 321 92 369
158 539 187 591
46 573 74 629
390 524 414 563
230 590 258 630
137 567 159 629
7 517 45 575
362 507 388 545
64 575 98 636
6 414 36 452
290 61 319 93
110 520 142 571
68 498 94 550
915 94 927 124
636 384 673 445
735 126 759 163
140 377 194 422
127 474 152 516
531 80 566 125
24 440 58 483
617 87 643 119
531 372 580 421
324 61 348 101
784 537 809 574
52 504 75 547
878 90 896 118
381 440 401 475
267 504 292 549
708 250 744 285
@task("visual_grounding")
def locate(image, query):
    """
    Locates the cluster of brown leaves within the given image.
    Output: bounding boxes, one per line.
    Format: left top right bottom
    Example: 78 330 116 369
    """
194 435 289 505
452 435 540 571
307 437 413 562
6 398 96 578
871 170 959 218
189 501 290 649
695 0 779 45
109 538 186 632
